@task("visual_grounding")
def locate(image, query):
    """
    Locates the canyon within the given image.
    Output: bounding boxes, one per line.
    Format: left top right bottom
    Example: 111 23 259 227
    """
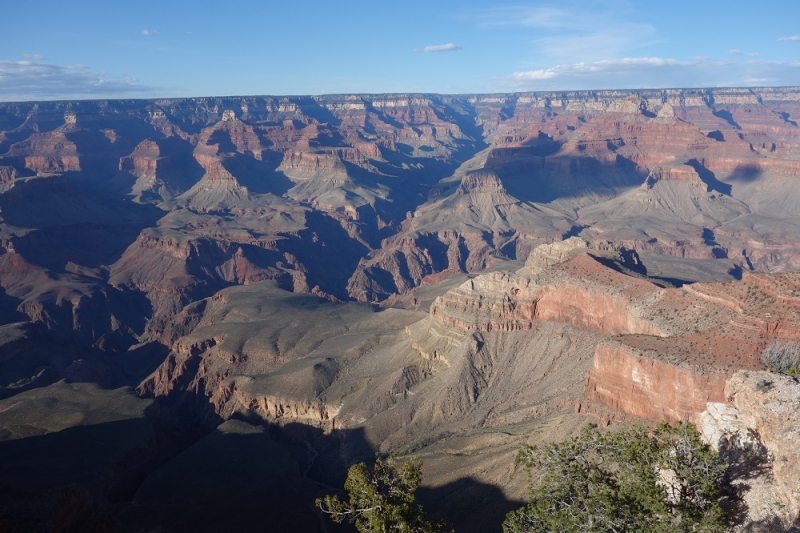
1 88 800 531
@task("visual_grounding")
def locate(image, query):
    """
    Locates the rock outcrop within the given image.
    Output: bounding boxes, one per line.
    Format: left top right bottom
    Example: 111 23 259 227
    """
700 371 800 530
431 239 800 426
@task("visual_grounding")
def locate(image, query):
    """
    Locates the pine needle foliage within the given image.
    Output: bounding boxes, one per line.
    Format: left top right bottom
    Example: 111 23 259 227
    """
317 457 452 533
504 423 726 533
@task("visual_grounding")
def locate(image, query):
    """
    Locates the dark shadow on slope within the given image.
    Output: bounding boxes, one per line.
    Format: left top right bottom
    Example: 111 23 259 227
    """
712 109 741 129
0 325 113 399
728 264 744 280
283 211 371 299
707 130 725 142
65 129 138 184
0 105 32 132
0 418 164 505
0 327 169 401
124 421 335 533
207 128 237 153
0 389 225 531
589 250 647 278
309 128 349 148
0 130 35 157
497 152 644 204
152 135 208 194
0 484 126 533
563 224 589 239
0 352 523 533
412 234 453 272
114 342 171 386
1 173 166 272
91 134 206 201
727 163 763 183
19 113 69 134
0 387 375 533
777 111 797 127
363 101 405 130
718 440 775 532
686 159 733 195
521 131 562 156
438 99 490 154
702 227 718 246
417 477 524 533
291 97 342 127
11 221 149 271
372 148 466 186
221 151 293 196
0 288 26 325
338 160 430 222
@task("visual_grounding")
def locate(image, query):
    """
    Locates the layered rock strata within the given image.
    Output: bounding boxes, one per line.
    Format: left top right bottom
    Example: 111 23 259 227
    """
432 239 800 424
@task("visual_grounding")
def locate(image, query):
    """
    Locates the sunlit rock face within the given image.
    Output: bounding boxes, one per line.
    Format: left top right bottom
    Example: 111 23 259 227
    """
700 371 800 530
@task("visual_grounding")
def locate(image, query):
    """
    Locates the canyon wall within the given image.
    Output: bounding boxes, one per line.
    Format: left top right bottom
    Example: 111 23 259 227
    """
584 343 728 423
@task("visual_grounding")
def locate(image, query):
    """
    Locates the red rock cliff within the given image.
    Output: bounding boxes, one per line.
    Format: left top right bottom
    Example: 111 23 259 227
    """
584 343 728 423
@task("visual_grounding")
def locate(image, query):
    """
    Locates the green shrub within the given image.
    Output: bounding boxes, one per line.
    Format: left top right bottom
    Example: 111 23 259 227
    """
317 457 451 533
504 423 726 533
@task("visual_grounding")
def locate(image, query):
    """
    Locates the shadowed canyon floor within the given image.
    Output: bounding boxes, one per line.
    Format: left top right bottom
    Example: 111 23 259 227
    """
2 88 800 531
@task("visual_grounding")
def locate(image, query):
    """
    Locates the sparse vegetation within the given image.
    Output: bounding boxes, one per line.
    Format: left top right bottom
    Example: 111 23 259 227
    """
504 423 726 533
317 457 451 533
762 341 800 377
3 372 39 388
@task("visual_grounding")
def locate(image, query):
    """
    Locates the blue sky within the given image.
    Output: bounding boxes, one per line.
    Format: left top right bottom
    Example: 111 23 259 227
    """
1 0 799 101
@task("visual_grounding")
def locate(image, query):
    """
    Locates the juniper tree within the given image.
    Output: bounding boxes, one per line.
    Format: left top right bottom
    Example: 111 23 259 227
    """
504 423 726 533
317 457 451 533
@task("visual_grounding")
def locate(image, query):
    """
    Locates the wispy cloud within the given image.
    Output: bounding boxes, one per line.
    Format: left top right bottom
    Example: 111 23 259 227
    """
0 61 160 102
414 43 463 53
502 57 800 91
470 4 657 63
22 54 45 60
729 49 759 57
778 35 800 42
474 6 573 29
141 29 159 36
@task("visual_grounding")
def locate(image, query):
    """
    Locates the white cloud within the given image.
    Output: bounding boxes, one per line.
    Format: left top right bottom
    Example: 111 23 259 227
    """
502 57 800 91
778 35 800 42
511 57 687 81
414 43 463 53
141 29 159 36
0 61 159 102
22 54 45 60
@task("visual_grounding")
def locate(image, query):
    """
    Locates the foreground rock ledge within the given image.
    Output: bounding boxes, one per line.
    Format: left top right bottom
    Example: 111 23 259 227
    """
700 370 800 530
